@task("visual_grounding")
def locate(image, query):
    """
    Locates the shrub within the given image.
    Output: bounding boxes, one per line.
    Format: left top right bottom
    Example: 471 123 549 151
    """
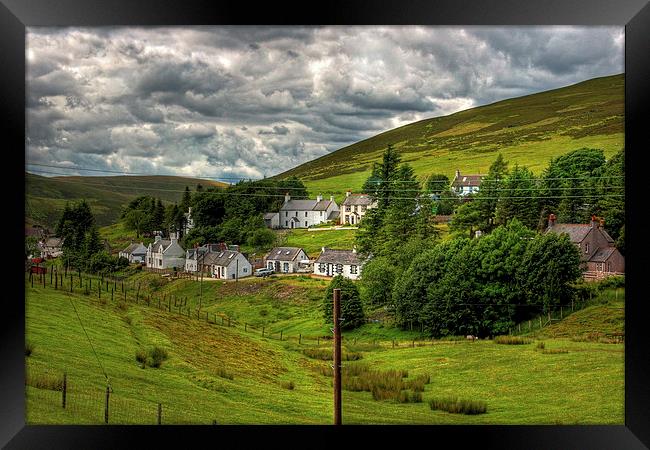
25 341 34 357
536 341 546 350
117 301 128 311
429 397 487 415
135 349 147 367
280 380 295 390
405 374 430 392
397 391 423 403
494 336 532 345
259 309 269 317
149 346 169 368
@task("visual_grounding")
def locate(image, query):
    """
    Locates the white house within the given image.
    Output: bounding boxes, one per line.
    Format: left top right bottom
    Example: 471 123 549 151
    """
39 236 64 259
264 247 309 273
184 243 225 272
340 191 377 225
201 250 252 280
119 242 147 264
272 193 340 229
146 235 186 270
313 247 363 280
451 169 484 196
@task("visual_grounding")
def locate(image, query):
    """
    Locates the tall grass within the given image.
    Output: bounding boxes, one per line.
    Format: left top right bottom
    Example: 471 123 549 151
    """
429 397 487 415
26 371 64 391
302 348 362 361
494 336 532 345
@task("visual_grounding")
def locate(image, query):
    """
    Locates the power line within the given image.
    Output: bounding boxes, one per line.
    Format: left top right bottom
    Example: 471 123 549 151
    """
26 162 625 184
27 168 624 196
67 295 109 383
25 173 625 201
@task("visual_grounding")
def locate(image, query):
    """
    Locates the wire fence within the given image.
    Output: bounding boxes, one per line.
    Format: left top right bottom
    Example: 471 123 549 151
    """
25 268 624 351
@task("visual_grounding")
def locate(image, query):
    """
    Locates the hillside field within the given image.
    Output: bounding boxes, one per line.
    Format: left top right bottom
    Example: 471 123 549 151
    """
273 74 624 200
25 272 624 425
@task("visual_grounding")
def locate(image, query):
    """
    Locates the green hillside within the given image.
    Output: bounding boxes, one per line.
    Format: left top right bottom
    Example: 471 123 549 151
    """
26 273 623 424
25 173 226 229
274 74 624 198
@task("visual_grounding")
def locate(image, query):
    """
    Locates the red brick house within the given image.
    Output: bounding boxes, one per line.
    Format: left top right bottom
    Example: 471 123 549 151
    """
545 214 624 280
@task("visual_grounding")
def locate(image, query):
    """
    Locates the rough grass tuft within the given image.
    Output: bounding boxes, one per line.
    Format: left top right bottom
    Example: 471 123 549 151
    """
280 380 295 390
214 366 234 380
135 346 169 369
536 341 546 350
25 341 34 357
542 349 569 354
26 371 64 391
302 348 362 361
429 397 487 415
494 335 533 345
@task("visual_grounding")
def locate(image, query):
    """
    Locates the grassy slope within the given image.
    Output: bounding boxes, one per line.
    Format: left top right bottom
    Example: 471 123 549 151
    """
273 74 624 199
25 173 227 229
26 274 624 424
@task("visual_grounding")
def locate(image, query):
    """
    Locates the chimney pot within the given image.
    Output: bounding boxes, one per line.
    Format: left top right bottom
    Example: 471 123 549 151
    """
346 190 351 197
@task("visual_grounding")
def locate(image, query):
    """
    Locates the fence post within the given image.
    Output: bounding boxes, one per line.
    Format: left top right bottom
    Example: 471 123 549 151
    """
539 316 542 328
392 339 395 349
104 385 110 424
280 330 283 341
50 269 53 285
317 336 319 346
98 283 101 299
158 403 162 425
299 333 301 344
560 307 563 319
518 323 521 333
228 318 231 327
528 320 531 331
111 288 114 302
412 339 415 348
62 372 67 408
70 275 73 293
548 312 551 324
54 271 58 289
571 299 574 311
262 327 265 337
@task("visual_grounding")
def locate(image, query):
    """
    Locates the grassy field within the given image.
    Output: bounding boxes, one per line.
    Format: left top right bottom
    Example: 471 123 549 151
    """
25 273 624 425
272 74 624 199
277 228 358 257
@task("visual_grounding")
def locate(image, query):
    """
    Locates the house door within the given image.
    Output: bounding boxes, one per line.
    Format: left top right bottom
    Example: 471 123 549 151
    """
327 263 333 276
275 261 280 272
350 215 355 225
290 221 294 228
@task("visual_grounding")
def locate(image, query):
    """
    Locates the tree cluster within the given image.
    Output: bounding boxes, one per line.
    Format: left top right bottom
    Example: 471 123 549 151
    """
392 220 583 337
323 275 365 330
56 200 127 274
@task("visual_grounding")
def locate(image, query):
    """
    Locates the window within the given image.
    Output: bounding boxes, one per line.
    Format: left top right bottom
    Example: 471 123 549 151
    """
305 212 308 217
285 221 288 227
585 243 590 253
305 221 308 227
607 262 611 272
350 265 358 274
335 264 343 274
361 206 366 212
243 268 248 273
346 205 351 212
320 211 323 216
596 262 604 272
345 215 349 223
285 211 288 217
353 205 357 212
283 262 289 272
268 262 274 270
319 263 326 273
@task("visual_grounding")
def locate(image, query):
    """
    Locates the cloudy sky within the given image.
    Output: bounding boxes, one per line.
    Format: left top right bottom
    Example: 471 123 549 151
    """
26 26 624 181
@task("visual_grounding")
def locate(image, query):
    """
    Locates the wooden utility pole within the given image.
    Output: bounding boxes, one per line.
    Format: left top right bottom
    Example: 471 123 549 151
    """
333 288 342 426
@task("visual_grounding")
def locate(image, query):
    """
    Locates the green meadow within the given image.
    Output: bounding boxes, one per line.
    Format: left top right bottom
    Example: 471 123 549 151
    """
25 273 624 425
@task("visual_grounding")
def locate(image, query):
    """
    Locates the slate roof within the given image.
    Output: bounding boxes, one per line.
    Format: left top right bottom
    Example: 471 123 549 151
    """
202 250 241 267
315 249 361 265
342 194 374 206
43 237 64 247
266 247 305 261
151 240 171 253
452 174 484 188
121 243 146 255
589 247 617 263
281 199 336 211
327 210 340 221
264 212 278 220
545 224 592 243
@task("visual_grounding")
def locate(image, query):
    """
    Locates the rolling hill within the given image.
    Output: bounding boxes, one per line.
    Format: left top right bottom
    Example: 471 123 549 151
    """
274 74 624 198
25 173 227 229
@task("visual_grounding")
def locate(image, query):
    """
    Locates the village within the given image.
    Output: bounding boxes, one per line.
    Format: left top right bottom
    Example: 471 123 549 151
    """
30 166 624 284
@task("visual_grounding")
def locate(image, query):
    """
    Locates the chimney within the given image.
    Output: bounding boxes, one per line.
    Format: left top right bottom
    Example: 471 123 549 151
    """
316 194 323 202
455 169 461 179
322 247 326 253
599 218 605 228
352 246 357 253
330 195 334 202
346 190 351 197
284 192 290 204
548 214 556 228
154 234 161 242
590 215 598 228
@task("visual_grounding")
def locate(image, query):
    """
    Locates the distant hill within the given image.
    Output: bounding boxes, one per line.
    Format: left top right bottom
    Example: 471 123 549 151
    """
25 173 226 229
273 74 624 198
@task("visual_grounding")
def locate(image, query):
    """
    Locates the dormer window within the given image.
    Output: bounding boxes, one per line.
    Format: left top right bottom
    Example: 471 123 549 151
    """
585 243 589 253
228 253 234 259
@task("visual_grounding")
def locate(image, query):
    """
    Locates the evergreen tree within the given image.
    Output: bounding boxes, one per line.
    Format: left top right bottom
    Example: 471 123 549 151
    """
475 153 509 232
495 164 539 229
181 186 192 211
83 225 103 259
323 276 365 330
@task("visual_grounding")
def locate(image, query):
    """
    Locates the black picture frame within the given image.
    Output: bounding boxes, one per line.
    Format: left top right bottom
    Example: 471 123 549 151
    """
3 0 649 448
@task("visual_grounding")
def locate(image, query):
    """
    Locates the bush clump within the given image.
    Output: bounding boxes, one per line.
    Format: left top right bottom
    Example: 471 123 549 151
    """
280 380 295 390
135 346 169 369
494 335 533 345
302 348 362 361
536 341 546 350
429 397 487 415
215 366 234 380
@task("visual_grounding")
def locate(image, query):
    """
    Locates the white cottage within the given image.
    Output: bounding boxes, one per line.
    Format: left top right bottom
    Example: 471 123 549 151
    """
264 247 309 273
184 243 225 272
340 191 376 225
451 169 484 196
119 242 147 264
146 235 186 270
275 193 340 229
201 250 252 280
313 247 363 280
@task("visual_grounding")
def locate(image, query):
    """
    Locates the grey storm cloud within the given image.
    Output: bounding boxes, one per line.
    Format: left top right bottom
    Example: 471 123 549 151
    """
26 26 623 181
